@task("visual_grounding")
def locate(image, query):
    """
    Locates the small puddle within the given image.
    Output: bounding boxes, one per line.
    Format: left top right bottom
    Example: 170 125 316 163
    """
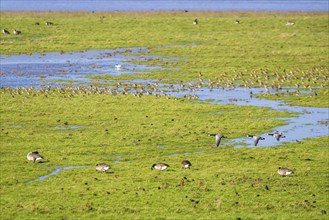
27 165 91 184
52 125 86 130
113 155 122 164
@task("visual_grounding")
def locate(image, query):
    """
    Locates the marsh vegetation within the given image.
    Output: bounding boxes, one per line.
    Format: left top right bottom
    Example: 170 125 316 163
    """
0 11 328 219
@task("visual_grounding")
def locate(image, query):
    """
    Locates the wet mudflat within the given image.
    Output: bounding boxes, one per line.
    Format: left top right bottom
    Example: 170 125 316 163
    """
0 48 165 88
1 49 328 148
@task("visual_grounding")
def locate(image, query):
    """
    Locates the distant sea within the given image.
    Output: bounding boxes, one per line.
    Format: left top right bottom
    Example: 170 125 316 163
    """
0 0 328 11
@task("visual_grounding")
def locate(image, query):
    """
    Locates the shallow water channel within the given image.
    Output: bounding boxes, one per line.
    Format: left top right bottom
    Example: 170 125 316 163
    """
26 165 91 184
1 49 328 182
1 48 328 147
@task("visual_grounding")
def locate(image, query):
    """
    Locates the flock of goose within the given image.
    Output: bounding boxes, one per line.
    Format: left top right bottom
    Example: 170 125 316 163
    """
2 18 295 37
2 28 21 35
192 18 294 26
2 21 54 36
26 130 293 177
210 131 285 147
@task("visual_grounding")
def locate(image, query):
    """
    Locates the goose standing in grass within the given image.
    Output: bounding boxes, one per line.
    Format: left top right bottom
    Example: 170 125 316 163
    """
267 131 285 141
193 18 198 25
286 21 295 26
235 20 240 24
2 29 10 35
45 21 54 26
96 163 111 172
27 151 43 163
182 160 192 169
277 167 294 176
151 163 170 171
13 29 21 35
209 133 227 146
247 135 265 146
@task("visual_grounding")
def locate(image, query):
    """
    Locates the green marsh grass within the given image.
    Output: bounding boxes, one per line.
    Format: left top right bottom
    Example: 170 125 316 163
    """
0 11 328 219
0 90 328 219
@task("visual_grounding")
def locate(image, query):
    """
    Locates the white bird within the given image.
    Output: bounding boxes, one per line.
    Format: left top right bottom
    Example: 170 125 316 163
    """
115 64 121 70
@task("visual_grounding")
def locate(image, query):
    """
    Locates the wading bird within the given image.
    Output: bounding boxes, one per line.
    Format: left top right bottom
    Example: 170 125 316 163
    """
115 64 121 70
